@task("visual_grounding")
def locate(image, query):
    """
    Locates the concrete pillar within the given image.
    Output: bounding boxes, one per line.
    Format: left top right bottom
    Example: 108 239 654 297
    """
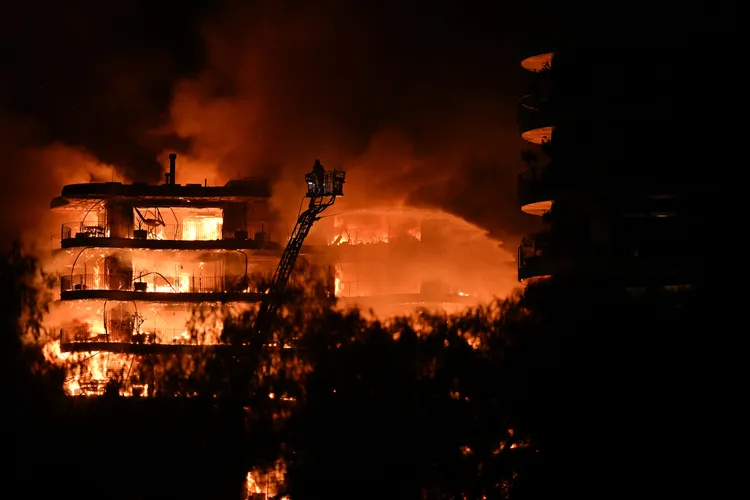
104 202 134 292
105 255 133 291
222 202 247 239
247 199 270 240
106 201 134 239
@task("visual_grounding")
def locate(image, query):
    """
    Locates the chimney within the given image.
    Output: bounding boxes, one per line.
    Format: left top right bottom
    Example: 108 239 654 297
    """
168 154 177 185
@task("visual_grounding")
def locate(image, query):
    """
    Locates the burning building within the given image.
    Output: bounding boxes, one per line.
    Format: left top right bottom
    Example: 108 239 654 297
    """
307 206 517 317
515 49 709 286
45 154 279 393
42 148 511 393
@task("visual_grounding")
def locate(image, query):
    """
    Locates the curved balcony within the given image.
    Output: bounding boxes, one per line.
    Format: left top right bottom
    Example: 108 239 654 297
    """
517 234 554 282
59 326 229 354
518 95 554 144
59 222 274 250
51 176 272 210
59 273 262 302
518 171 553 216
521 52 555 72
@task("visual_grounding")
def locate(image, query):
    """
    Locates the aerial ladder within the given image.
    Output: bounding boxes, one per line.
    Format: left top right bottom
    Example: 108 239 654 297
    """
252 164 346 337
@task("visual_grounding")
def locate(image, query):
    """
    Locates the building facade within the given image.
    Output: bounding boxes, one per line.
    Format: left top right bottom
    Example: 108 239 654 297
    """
47 155 280 393
45 157 515 394
516 49 712 286
308 207 516 316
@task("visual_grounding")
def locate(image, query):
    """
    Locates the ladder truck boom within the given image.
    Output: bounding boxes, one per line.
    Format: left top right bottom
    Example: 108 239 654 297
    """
253 163 345 336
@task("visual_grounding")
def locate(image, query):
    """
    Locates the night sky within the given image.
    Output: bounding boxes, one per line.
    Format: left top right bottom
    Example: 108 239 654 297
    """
0 0 736 250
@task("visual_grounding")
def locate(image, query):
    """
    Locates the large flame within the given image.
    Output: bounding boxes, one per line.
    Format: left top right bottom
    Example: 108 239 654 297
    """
318 206 516 313
182 216 223 241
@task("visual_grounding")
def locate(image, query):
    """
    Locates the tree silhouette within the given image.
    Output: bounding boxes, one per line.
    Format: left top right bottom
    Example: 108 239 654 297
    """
7 238 723 499
267 300 540 499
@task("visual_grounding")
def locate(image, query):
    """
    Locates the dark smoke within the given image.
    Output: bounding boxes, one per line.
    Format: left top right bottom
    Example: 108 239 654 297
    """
2 0 737 250
3 0 618 250
0 1 217 248
1 1 215 178
157 1 543 243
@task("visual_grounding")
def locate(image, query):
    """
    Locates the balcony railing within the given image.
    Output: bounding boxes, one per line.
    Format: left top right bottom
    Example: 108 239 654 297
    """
60 326 222 346
61 273 232 294
61 222 108 241
335 280 372 297
518 233 551 270
517 94 554 138
60 222 227 242
144 223 222 241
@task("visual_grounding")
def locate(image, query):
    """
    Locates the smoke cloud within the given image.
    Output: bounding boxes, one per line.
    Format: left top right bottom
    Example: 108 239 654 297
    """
157 1 542 245
2 0 549 255
0 117 114 251
0 1 221 251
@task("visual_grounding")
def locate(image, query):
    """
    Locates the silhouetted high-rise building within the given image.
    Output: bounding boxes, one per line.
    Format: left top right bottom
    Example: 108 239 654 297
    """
516 46 723 286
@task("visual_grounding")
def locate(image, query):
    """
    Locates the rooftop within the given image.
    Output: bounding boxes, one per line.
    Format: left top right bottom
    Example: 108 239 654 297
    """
50 178 271 211
50 154 272 211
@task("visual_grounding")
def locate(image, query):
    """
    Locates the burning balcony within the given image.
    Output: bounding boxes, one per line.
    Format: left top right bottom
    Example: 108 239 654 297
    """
61 221 223 241
48 297 250 357
59 221 274 250
59 325 225 353
59 205 274 251
52 244 275 303
61 273 231 293
59 272 262 302
51 156 274 250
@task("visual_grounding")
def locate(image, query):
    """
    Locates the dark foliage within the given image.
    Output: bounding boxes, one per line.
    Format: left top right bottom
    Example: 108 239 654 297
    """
6 242 725 499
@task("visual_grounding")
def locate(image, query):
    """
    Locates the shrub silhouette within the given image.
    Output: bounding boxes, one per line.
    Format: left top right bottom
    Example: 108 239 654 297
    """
7 241 721 499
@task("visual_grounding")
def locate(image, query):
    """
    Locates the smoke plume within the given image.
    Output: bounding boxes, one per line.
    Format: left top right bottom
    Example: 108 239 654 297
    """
0 117 114 251
2 0 550 254
158 1 537 243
